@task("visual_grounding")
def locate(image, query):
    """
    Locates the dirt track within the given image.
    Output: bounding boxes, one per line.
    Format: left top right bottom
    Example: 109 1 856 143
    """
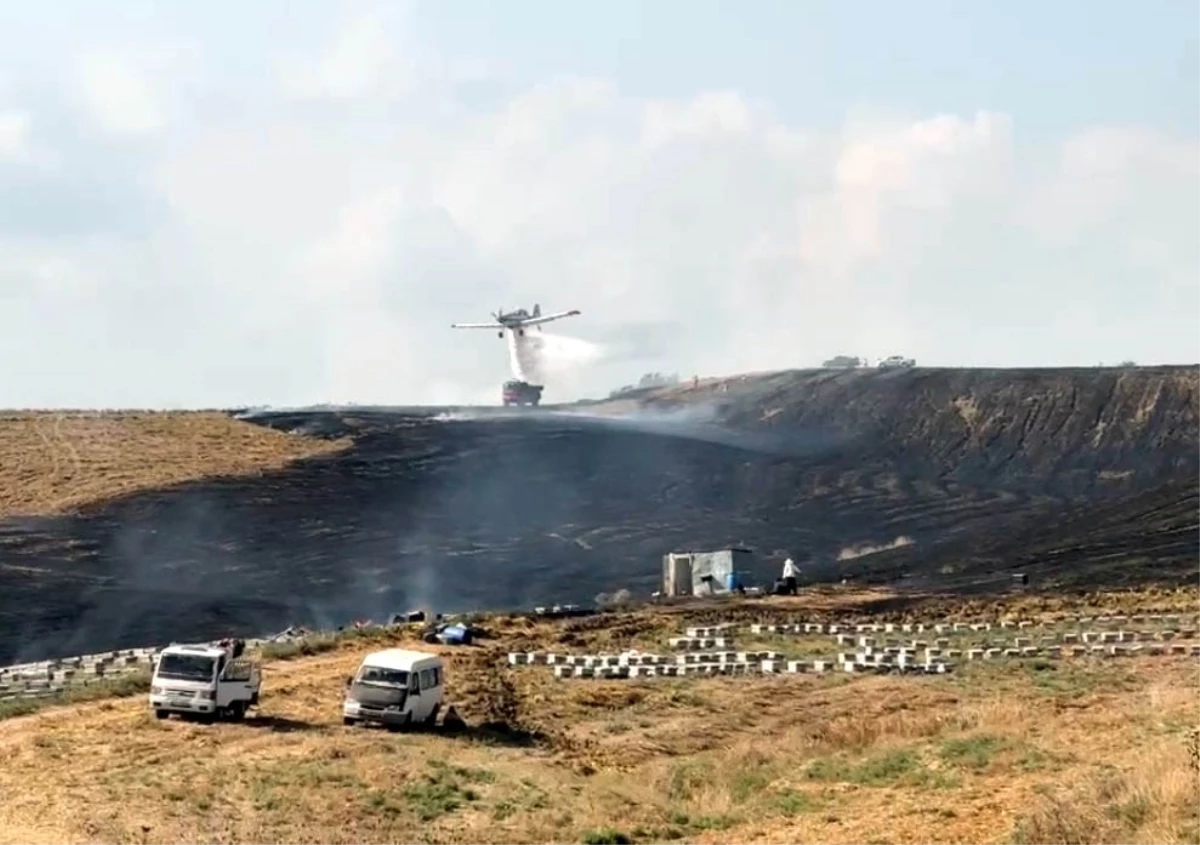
0 366 1196 665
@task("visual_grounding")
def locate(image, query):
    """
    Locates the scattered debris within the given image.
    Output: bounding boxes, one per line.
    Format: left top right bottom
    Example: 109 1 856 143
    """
421 621 487 646
532 604 591 619
388 610 433 625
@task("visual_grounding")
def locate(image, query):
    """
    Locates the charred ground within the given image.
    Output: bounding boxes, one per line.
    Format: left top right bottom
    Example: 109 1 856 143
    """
0 366 1196 664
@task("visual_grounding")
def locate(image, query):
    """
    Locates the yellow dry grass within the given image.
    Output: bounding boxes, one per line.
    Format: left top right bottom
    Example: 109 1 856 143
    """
0 411 348 519
0 590 1196 845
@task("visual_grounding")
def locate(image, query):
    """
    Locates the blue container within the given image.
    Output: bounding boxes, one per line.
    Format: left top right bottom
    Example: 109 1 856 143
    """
725 571 741 592
437 624 470 645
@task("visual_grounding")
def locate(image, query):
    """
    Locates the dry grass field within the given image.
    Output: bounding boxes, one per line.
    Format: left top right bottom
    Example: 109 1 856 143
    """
0 412 348 519
0 588 1196 845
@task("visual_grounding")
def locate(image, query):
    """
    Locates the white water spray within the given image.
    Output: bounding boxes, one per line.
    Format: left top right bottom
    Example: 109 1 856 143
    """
507 330 605 386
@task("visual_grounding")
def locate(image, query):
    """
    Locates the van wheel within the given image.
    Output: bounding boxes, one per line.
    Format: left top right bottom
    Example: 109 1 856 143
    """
154 709 168 720
424 704 441 727
228 701 246 722
342 717 358 727
386 713 412 733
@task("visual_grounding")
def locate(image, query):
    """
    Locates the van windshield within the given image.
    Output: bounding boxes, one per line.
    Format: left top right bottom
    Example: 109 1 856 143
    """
357 667 409 687
156 654 216 682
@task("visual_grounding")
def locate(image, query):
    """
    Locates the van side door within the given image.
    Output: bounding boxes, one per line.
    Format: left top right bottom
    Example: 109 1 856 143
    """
427 665 444 704
418 666 443 710
407 669 423 718
218 658 253 706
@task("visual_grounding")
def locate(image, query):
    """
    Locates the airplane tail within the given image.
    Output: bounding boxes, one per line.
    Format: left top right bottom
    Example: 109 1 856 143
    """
533 303 541 317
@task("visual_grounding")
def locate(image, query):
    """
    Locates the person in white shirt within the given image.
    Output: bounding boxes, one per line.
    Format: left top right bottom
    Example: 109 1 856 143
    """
782 557 799 595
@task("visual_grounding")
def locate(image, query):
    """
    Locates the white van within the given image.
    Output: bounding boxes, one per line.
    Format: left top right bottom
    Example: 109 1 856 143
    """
342 648 445 730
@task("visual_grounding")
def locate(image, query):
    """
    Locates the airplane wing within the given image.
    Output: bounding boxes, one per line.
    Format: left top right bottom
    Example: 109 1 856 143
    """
518 309 581 327
450 321 505 329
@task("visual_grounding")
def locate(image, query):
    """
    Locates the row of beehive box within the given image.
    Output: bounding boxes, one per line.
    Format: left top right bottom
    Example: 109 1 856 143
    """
508 636 1200 683
840 629 1200 649
508 649 783 668
0 636 274 698
517 638 1200 683
749 614 1200 636
546 657 952 679
509 648 956 677
0 648 159 687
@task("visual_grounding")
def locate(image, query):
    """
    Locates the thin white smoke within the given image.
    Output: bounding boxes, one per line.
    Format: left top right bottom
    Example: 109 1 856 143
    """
837 535 915 561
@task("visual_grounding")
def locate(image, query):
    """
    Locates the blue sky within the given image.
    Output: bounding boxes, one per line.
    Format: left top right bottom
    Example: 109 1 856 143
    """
0 0 1196 407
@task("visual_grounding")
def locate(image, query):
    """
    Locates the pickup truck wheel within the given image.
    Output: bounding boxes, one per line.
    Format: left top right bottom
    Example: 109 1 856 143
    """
228 701 246 722
342 717 358 727
154 709 168 720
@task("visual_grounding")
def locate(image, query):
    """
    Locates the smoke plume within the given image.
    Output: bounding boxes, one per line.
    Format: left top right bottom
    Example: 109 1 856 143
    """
837 535 915 561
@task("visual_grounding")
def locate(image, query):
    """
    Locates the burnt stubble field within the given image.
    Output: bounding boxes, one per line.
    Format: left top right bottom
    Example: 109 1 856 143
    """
0 366 1196 665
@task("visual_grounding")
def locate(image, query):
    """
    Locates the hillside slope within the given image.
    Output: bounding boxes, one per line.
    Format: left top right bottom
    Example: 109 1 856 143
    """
594 365 1198 493
0 366 1195 664
0 411 348 519
835 480 1199 589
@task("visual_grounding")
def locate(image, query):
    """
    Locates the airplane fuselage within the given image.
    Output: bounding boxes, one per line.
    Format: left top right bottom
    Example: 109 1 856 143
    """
449 303 583 384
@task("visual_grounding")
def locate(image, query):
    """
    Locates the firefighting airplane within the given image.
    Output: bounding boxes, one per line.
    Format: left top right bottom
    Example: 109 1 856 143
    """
450 304 582 338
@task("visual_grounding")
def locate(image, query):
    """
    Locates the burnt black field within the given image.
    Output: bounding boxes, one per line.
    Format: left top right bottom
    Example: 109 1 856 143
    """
1 366 1197 665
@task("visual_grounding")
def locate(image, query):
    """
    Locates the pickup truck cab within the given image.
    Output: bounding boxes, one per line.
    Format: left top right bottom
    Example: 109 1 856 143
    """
342 648 444 730
149 641 261 722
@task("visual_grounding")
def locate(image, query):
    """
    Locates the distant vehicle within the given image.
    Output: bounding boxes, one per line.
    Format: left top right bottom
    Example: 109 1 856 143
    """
342 648 445 731
502 379 543 407
149 639 261 722
877 356 916 369
451 303 582 339
822 355 864 369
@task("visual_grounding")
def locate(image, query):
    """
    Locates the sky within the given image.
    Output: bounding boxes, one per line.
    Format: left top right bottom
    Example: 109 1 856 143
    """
0 0 1196 408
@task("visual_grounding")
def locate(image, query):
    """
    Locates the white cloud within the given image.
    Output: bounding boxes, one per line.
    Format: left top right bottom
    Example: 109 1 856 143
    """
0 5 1196 408
75 52 168 137
0 245 100 298
71 37 205 139
0 110 30 159
276 2 418 102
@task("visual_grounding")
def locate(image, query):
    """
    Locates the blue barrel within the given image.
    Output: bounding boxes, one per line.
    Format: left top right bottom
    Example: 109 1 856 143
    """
725 571 741 592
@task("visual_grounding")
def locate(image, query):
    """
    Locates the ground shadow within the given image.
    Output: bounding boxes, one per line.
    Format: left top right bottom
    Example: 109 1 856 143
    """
450 720 546 748
337 716 543 747
242 714 319 732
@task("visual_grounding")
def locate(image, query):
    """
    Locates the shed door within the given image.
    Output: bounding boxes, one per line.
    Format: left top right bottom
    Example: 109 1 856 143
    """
673 555 693 596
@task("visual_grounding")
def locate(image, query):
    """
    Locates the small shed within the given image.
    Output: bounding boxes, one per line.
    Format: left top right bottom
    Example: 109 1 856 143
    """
662 548 754 597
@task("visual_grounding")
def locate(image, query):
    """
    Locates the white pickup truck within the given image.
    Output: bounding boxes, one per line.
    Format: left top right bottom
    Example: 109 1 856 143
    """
149 640 261 722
